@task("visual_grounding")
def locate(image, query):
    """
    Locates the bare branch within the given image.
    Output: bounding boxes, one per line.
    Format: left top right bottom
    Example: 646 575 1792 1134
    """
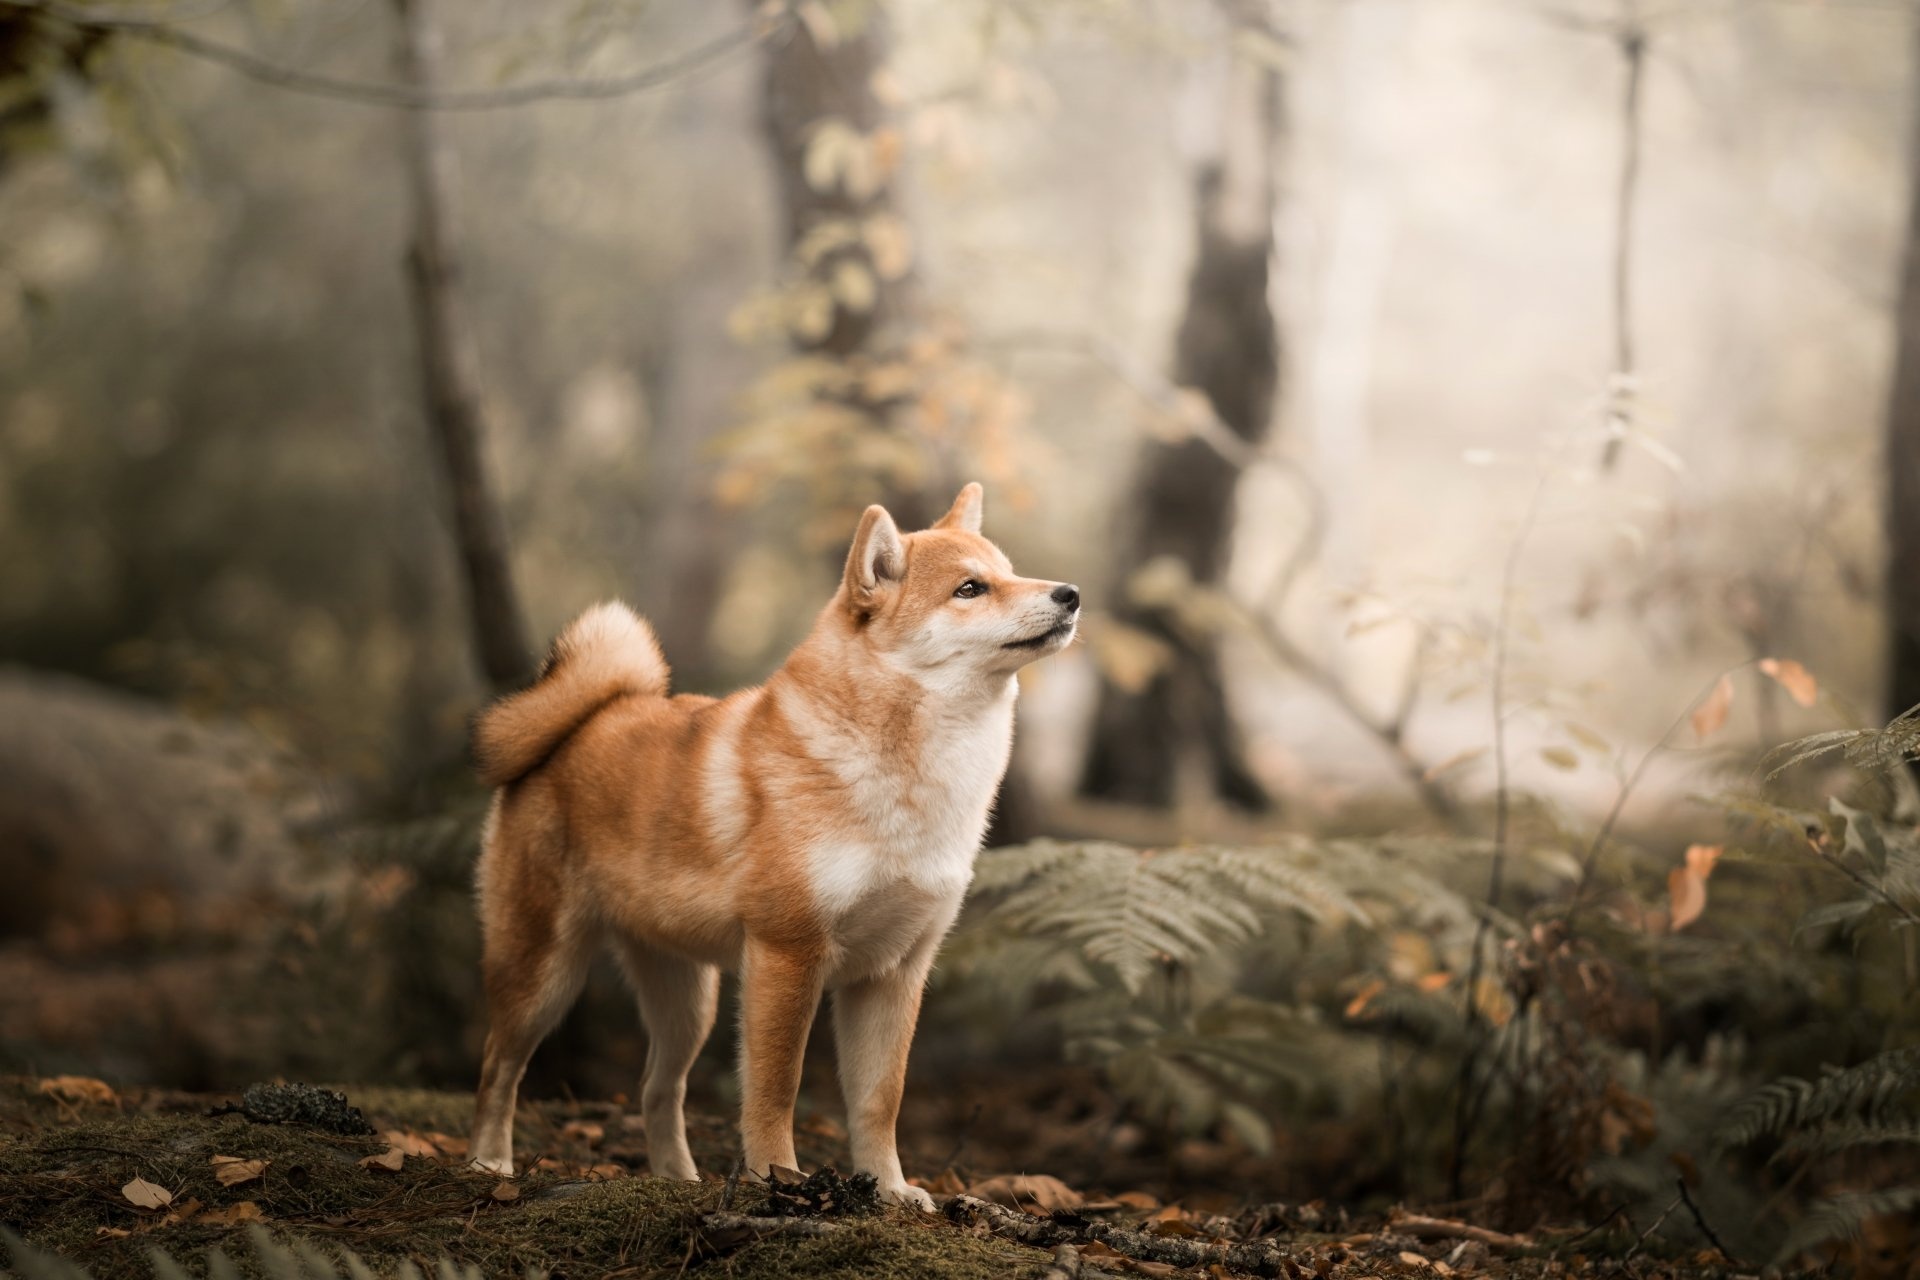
1 0 794 111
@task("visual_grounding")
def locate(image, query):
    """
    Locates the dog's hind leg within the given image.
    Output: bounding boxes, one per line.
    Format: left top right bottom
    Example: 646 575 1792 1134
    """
469 909 597 1177
614 937 719 1181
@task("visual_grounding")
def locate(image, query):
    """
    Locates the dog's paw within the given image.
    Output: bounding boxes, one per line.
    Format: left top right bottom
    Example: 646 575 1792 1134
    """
469 1156 515 1178
880 1181 936 1212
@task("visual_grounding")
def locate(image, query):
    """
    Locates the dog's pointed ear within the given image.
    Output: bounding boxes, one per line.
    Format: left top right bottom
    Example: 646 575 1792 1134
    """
844 504 905 611
931 482 984 534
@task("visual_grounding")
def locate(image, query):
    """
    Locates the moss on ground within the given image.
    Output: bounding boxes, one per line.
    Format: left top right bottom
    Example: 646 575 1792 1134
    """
0 1080 1041 1279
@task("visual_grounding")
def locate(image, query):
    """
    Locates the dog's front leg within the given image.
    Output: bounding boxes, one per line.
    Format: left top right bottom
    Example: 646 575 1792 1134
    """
832 951 937 1210
739 937 825 1177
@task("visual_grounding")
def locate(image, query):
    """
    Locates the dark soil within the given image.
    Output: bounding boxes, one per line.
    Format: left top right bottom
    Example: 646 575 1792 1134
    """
0 1078 1748 1279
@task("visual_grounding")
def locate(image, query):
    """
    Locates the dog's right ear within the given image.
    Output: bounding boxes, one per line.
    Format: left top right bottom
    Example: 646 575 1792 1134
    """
843 504 905 614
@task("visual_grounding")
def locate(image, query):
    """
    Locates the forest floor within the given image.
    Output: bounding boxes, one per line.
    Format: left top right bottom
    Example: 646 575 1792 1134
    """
0 1077 1754 1280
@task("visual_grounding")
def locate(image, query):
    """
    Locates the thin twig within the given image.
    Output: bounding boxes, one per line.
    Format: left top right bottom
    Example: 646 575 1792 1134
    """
1448 463 1552 1198
1 0 794 111
1674 1177 1739 1265
1808 839 1920 928
1561 664 1753 939
1625 1191 1682 1261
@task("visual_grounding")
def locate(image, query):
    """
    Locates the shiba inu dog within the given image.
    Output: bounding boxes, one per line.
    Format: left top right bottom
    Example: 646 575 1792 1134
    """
465 484 1078 1208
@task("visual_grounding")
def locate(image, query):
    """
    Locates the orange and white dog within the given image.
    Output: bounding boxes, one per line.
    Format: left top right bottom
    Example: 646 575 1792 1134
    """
466 484 1077 1208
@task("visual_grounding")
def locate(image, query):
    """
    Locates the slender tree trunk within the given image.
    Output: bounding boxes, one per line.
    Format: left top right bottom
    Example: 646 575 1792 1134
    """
1080 14 1282 812
753 0 930 527
1891 19 1920 725
392 0 536 693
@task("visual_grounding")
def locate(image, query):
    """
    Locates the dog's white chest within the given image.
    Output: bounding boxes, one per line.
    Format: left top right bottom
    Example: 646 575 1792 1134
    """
800 687 1015 971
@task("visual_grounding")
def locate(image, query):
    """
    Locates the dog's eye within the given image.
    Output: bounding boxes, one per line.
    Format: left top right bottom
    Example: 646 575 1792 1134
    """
953 579 987 599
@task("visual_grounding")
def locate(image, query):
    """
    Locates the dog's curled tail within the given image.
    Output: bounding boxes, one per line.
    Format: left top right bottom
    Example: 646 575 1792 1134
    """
472 601 669 788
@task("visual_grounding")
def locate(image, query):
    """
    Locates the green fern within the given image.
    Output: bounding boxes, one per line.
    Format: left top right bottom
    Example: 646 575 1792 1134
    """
1717 1048 1920 1151
1774 1184 1920 1265
971 840 1366 994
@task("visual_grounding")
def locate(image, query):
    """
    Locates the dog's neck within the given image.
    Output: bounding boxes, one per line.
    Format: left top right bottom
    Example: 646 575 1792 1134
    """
772 605 1017 748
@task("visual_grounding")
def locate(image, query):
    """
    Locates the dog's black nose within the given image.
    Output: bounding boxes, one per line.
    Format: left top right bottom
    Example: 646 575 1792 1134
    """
1051 584 1081 611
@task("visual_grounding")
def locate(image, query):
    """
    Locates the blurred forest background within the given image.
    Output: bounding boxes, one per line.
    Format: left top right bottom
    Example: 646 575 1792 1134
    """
3 0 1920 1272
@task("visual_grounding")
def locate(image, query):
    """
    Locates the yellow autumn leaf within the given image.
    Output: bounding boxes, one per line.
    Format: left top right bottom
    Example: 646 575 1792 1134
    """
1541 746 1579 771
1758 658 1818 708
1692 674 1733 740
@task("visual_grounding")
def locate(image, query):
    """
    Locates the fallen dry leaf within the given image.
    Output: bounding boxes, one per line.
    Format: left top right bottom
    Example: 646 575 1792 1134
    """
559 1120 605 1147
585 1163 625 1181
95 1227 132 1240
161 1197 204 1226
490 1180 521 1202
1114 1190 1160 1211
966 1173 1083 1212
1759 658 1818 708
383 1130 441 1158
916 1169 967 1196
200 1201 265 1226
427 1132 468 1157
358 1147 406 1172
122 1177 172 1210
37 1075 117 1106
1692 674 1734 740
1400 1252 1435 1271
210 1156 268 1187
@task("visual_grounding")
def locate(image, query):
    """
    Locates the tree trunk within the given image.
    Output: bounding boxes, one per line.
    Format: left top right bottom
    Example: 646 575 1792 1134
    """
753 0 930 527
392 0 536 694
1890 21 1920 726
1080 16 1282 812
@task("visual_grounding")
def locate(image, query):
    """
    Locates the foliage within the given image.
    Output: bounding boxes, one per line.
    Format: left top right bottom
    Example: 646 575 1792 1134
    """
942 835 1578 1166
1704 716 1920 1264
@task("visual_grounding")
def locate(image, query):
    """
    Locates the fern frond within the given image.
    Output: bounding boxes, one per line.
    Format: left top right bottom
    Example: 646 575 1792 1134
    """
1773 1119 1920 1162
976 841 1361 993
1347 984 1472 1049
1775 1184 1920 1264
1718 1048 1920 1151
1764 706 1920 780
3 1229 92 1280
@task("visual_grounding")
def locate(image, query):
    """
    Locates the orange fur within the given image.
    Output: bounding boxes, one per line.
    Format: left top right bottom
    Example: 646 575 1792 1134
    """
467 484 1077 1206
